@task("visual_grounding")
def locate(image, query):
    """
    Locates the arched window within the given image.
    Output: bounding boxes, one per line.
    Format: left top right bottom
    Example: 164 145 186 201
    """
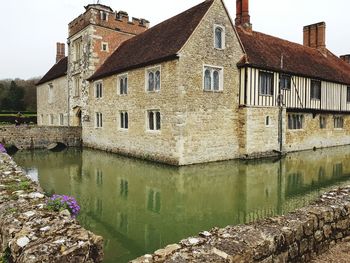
213 70 220 90
215 27 223 49
148 72 154 91
204 69 211 90
155 71 160 90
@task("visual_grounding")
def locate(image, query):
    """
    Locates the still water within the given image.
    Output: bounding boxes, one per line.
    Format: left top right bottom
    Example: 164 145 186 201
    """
13 146 350 263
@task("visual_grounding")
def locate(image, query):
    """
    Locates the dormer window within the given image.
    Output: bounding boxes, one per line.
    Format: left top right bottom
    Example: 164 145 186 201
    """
100 11 108 21
214 25 225 49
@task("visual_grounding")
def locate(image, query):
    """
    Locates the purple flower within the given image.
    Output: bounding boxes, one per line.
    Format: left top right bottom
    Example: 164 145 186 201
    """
0 144 6 154
46 194 80 217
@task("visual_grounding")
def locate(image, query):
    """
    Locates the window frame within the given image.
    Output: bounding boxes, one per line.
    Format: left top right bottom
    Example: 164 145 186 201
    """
49 114 54 126
100 11 108 21
73 37 82 62
334 116 344 129
347 86 350 103
59 113 64 126
146 110 161 132
279 74 291 90
95 81 103 99
310 80 321 100
73 76 80 97
95 112 103 128
259 71 274 96
117 73 128 95
213 24 225 50
145 66 161 92
119 111 129 130
101 42 109 52
48 83 53 104
288 114 304 130
320 115 327 129
203 65 224 92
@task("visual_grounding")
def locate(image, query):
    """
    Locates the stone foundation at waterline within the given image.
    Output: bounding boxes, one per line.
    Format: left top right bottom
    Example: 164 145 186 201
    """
132 187 350 263
0 125 82 150
0 153 103 263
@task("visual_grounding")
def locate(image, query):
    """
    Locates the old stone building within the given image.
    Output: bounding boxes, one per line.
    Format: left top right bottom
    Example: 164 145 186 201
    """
37 0 350 165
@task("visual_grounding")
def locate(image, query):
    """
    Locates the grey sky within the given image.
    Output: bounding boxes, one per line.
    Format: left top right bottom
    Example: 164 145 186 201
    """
0 0 349 80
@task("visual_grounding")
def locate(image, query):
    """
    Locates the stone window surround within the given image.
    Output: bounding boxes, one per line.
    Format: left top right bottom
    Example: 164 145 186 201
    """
145 65 161 93
117 73 128 95
119 111 129 130
146 109 161 133
203 64 224 92
73 37 83 62
73 75 81 98
213 24 225 50
101 42 109 52
49 114 54 126
94 80 103 99
100 11 109 21
334 115 344 129
95 112 103 129
265 116 271 127
48 83 53 104
288 114 304 130
59 113 64 126
320 115 327 129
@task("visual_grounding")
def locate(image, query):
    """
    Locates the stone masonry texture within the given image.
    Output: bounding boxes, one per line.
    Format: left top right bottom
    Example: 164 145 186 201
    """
131 186 350 262
0 126 82 150
0 153 103 263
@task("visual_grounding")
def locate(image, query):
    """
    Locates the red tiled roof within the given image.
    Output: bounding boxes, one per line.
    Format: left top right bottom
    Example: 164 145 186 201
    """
236 27 350 85
36 57 68 85
89 0 214 81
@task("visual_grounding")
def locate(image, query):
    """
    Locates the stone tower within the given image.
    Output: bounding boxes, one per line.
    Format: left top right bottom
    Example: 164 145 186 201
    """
67 4 149 126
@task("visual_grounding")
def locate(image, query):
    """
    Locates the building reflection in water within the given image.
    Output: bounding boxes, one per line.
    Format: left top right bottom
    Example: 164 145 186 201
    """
14 146 350 263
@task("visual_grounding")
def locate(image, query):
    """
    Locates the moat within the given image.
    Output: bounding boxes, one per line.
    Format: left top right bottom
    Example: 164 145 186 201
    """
13 146 350 263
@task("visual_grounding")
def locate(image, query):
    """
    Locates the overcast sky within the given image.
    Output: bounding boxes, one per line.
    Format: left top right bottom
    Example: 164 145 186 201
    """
0 0 349 80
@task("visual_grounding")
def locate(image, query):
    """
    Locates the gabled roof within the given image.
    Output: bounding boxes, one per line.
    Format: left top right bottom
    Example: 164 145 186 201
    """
236 27 350 85
89 0 214 81
36 57 68 85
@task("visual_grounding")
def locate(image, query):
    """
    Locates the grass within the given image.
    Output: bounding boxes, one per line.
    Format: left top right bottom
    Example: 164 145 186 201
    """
0 113 36 117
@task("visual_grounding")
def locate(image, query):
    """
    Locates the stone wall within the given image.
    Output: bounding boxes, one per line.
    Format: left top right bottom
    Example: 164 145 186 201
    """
37 75 68 126
0 153 103 263
0 126 82 150
285 113 350 152
132 186 350 263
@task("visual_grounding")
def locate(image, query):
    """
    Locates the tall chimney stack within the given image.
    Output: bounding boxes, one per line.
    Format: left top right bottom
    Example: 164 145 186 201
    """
340 55 350 64
56 42 65 63
303 22 326 53
235 0 251 30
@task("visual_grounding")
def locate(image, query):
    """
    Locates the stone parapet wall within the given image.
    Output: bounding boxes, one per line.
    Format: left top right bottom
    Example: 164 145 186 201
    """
0 153 103 262
0 125 82 150
132 187 350 263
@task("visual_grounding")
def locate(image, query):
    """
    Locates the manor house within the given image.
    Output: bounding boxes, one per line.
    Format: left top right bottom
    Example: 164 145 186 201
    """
37 0 350 165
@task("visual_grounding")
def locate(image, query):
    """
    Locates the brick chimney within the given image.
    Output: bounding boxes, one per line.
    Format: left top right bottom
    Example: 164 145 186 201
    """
303 22 326 53
56 42 65 63
340 55 350 64
235 0 252 30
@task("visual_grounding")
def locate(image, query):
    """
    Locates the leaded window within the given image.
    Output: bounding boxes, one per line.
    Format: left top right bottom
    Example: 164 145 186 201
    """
118 75 128 95
311 80 321 100
147 67 161 91
280 74 291 90
214 26 224 49
148 110 161 131
259 71 274 96
120 111 128 129
288 114 304 130
203 66 223 91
